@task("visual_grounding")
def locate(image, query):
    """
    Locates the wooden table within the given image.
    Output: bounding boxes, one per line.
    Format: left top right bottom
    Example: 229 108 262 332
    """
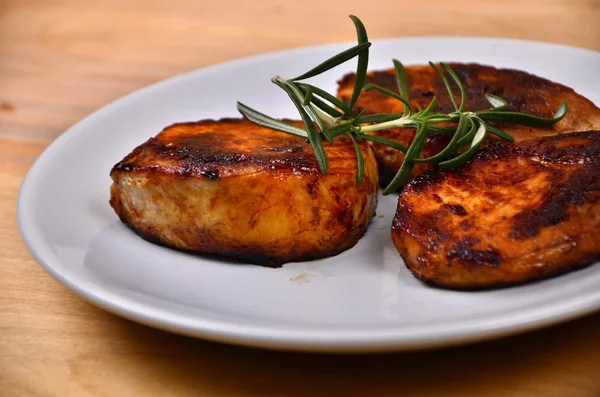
2 1 599 395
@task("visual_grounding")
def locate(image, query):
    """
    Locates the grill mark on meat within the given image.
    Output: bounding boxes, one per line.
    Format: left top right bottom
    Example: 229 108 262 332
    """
446 237 501 267
509 165 600 239
408 171 447 192
306 178 319 199
311 207 321 226
201 170 219 180
445 204 467 216
392 203 450 250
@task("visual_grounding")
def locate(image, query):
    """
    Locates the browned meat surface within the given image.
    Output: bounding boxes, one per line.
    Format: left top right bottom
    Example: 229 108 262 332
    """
110 118 378 266
338 63 600 186
391 131 600 289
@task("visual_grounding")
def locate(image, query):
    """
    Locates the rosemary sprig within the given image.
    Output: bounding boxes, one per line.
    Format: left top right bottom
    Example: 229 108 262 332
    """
237 15 568 194
348 15 369 109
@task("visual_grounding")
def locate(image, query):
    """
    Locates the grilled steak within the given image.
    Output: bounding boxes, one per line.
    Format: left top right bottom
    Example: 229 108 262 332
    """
338 63 600 186
110 118 378 266
391 131 600 289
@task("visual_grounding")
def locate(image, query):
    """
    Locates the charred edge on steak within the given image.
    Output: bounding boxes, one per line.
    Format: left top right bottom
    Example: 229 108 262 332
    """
446 237 501 267
111 118 334 177
124 217 370 268
337 63 579 117
403 131 600 191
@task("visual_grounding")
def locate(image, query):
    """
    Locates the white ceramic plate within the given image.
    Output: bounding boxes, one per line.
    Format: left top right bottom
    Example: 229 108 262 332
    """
18 38 600 352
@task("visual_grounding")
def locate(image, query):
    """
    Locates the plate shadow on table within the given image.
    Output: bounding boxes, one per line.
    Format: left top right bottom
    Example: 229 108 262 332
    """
80 303 600 396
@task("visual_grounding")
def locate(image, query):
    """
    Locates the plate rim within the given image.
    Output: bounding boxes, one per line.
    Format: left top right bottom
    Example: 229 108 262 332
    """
17 36 600 352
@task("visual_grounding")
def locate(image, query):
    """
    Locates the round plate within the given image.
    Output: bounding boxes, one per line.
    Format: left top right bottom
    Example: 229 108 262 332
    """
18 38 600 352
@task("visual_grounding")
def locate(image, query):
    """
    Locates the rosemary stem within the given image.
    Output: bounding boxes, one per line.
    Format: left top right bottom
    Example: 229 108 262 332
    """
328 122 355 138
425 117 454 124
359 117 415 133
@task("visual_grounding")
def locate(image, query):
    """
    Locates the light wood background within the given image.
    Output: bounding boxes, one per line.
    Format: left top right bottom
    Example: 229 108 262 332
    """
1 1 599 396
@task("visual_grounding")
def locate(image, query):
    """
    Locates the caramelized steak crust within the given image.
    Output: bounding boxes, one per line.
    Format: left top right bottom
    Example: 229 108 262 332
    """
337 63 600 185
391 131 600 289
110 118 379 266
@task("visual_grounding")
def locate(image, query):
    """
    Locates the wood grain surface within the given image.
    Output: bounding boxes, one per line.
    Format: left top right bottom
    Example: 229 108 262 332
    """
1 1 600 396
